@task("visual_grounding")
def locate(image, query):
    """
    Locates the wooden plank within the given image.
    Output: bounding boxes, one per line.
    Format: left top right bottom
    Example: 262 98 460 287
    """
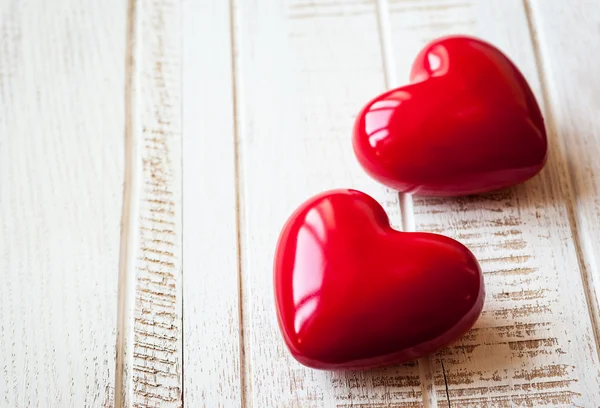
234 0 421 406
526 0 600 351
0 0 125 406
115 0 182 406
385 0 600 406
182 0 243 406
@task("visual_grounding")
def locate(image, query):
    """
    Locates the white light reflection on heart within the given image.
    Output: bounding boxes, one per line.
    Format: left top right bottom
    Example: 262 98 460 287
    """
292 202 334 334
428 44 450 77
365 92 410 149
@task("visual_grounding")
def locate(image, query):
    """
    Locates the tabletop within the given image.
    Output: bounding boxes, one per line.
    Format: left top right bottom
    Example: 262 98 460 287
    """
1 0 600 407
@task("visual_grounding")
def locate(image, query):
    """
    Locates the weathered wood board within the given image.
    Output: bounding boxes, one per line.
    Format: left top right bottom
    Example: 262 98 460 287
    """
0 0 125 405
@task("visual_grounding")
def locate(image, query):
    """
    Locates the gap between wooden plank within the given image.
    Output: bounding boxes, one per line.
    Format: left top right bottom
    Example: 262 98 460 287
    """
375 0 438 407
115 0 141 405
230 0 248 404
523 0 600 359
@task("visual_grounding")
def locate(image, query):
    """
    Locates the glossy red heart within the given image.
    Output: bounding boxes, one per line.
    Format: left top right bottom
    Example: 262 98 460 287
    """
353 36 547 196
274 189 484 370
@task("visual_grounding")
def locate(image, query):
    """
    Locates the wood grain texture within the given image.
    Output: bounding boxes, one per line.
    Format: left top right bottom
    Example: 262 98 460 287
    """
386 0 600 406
0 0 125 406
527 0 600 354
116 0 183 406
182 0 243 406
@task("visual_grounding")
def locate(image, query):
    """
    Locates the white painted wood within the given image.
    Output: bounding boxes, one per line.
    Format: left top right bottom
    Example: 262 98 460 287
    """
0 0 125 406
115 0 183 406
6 0 600 405
527 0 600 352
182 0 243 406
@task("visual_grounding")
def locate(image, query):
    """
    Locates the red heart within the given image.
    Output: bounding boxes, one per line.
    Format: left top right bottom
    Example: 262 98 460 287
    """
274 189 484 369
353 36 547 196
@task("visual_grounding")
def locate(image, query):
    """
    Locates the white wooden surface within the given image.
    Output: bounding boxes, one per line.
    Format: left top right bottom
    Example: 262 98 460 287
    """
2 0 600 407
116 0 182 406
182 1 243 406
0 0 125 406
528 0 600 347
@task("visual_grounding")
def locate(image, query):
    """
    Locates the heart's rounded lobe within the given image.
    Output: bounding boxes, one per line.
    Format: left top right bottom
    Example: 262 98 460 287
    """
353 36 547 196
274 189 484 370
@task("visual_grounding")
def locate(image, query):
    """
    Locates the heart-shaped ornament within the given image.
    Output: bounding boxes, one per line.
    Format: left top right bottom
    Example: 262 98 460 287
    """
274 189 484 370
353 36 547 196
